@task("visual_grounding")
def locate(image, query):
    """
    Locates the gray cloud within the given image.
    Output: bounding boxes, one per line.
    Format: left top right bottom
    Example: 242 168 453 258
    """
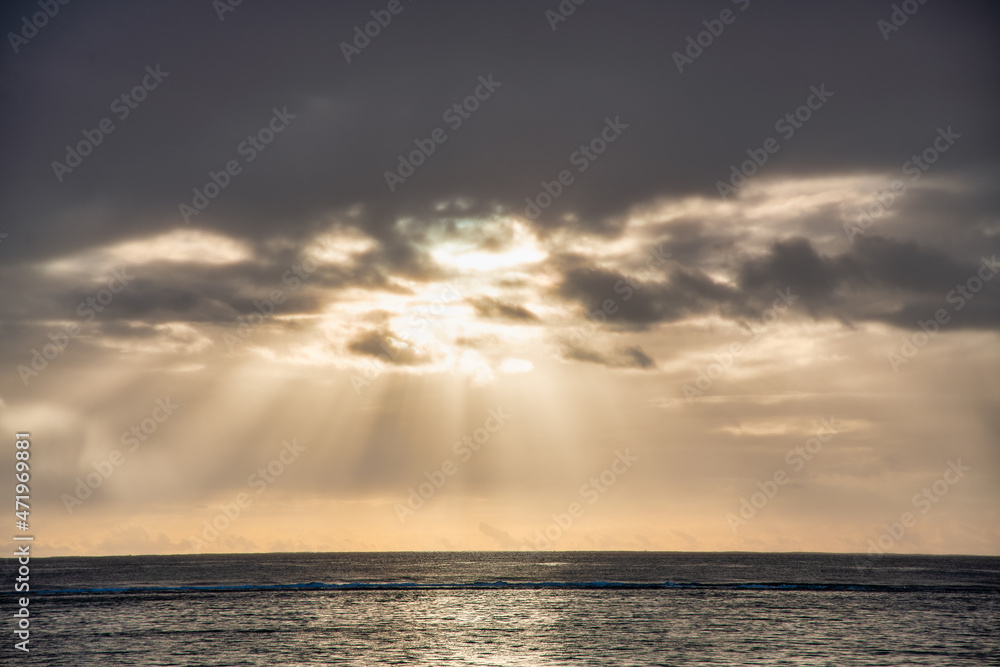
2 0 998 263
739 236 1000 328
470 296 539 322
561 344 657 370
347 328 431 366
556 264 746 327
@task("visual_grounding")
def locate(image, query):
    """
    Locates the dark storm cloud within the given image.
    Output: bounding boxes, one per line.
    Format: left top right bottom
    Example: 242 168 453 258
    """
561 344 656 370
738 236 1000 328
622 345 656 369
848 236 974 293
347 328 431 366
0 233 410 345
469 296 539 322
0 0 997 362
554 232 1000 331
739 238 840 301
556 264 744 327
2 0 998 263
561 346 609 366
642 220 739 268
102 276 328 325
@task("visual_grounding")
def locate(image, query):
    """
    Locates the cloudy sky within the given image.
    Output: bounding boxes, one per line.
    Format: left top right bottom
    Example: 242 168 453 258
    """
1 0 998 556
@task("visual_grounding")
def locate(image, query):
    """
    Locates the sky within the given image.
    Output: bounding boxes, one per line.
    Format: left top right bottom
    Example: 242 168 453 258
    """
1 0 998 556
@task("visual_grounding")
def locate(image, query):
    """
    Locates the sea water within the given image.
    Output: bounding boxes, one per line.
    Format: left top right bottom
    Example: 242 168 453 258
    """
2 551 997 665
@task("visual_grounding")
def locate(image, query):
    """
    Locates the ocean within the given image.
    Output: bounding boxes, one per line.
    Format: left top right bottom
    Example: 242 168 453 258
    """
3 551 998 665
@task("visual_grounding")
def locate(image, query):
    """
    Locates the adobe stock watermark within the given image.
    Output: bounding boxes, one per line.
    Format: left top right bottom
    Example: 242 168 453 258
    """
877 0 930 41
51 65 170 183
844 126 960 243
544 0 588 31
188 438 306 550
339 0 413 63
13 495 33 654
726 418 840 533
682 287 798 401
213 0 243 21
179 106 296 224
383 74 502 192
62 397 180 513
672 0 751 74
394 407 511 523
716 84 834 200
7 0 70 54
853 459 970 570
887 255 998 372
16 267 135 386
524 449 639 550
523 116 628 219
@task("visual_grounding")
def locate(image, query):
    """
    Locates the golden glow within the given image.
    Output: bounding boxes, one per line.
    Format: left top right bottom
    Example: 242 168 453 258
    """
13 175 999 557
306 228 378 266
43 228 253 275
430 218 547 272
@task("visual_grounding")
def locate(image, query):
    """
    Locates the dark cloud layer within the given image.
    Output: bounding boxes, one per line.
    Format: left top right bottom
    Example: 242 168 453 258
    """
557 264 735 327
555 234 1000 332
1 0 998 368
2 0 998 262
740 237 1000 327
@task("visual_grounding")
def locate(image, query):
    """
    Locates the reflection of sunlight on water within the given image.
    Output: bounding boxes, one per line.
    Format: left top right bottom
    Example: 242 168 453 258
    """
37 555 1000 664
